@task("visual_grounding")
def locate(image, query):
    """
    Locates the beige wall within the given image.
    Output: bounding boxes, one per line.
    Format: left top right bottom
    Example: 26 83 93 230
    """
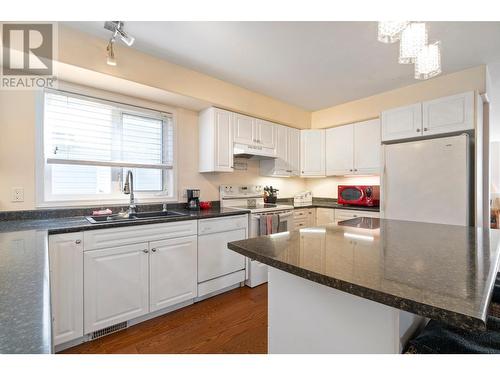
0 90 306 211
57 25 311 129
0 90 37 211
311 65 486 129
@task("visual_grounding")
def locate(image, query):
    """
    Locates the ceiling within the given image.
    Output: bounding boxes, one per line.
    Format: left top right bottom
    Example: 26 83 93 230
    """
65 21 500 111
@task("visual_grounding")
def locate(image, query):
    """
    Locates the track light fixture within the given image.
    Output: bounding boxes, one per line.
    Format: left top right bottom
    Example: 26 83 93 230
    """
104 21 135 66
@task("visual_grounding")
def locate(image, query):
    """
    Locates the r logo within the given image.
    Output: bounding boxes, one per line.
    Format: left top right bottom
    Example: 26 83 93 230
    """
2 23 53 76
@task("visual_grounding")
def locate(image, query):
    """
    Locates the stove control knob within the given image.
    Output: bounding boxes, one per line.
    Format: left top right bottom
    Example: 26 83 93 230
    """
365 188 372 198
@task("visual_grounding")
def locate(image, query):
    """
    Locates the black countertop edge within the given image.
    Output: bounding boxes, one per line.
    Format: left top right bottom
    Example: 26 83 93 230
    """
49 209 251 235
0 208 251 235
227 242 487 331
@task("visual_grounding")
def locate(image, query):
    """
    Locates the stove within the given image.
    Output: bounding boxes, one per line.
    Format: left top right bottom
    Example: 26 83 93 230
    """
220 185 294 213
220 185 295 288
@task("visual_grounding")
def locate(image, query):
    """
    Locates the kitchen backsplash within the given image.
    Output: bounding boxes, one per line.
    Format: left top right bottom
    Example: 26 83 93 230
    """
305 176 380 199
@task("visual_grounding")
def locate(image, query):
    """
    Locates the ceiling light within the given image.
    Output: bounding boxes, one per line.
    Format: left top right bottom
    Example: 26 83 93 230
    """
399 22 428 64
415 41 441 80
104 21 135 46
106 38 116 66
377 21 409 43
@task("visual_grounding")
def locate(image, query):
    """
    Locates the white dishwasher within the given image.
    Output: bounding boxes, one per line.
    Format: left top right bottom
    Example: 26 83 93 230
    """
197 214 248 298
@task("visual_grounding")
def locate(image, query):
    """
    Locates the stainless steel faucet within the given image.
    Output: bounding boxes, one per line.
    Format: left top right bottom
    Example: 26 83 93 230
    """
123 170 136 215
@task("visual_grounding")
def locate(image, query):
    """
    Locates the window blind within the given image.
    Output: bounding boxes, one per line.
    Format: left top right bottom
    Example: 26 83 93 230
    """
44 91 173 170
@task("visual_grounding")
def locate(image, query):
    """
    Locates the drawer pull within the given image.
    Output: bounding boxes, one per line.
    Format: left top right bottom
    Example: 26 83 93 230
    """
151 248 157 252
75 239 82 244
142 249 149 254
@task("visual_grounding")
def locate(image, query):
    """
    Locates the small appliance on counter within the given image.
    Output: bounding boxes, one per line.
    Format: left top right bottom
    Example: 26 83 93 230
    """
263 186 278 204
187 189 200 210
338 185 380 207
293 191 312 207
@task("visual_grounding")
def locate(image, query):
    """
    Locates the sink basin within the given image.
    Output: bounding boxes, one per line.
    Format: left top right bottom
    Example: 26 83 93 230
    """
86 210 189 224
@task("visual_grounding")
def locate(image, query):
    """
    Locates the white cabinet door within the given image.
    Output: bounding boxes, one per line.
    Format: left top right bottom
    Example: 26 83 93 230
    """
300 130 325 176
149 236 197 312
257 119 276 149
354 119 381 174
84 243 149 334
381 103 422 142
214 108 234 172
326 124 354 176
274 124 289 174
422 91 474 136
316 208 335 225
49 233 83 346
233 113 255 145
288 127 301 176
198 228 247 283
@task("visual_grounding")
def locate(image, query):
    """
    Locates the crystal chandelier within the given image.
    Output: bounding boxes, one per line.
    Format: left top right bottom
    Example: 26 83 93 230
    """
399 22 428 64
415 42 441 80
377 21 410 43
377 21 442 80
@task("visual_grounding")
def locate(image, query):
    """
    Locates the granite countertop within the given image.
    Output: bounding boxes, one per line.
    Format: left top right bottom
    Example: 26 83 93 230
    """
278 197 380 212
228 218 500 330
0 206 249 353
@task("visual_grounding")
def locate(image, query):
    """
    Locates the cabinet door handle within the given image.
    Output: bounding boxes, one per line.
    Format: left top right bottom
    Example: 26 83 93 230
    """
151 248 157 253
423 127 428 131
143 249 149 254
349 169 353 172
75 239 81 244
416 128 421 132
354 169 358 172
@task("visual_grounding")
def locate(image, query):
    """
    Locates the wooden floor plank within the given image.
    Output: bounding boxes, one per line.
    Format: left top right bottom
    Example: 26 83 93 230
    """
62 284 268 354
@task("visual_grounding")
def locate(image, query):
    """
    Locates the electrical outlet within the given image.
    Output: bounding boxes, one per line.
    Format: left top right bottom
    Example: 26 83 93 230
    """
11 187 24 202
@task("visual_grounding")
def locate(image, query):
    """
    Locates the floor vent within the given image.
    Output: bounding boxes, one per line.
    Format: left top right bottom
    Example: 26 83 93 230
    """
90 322 128 340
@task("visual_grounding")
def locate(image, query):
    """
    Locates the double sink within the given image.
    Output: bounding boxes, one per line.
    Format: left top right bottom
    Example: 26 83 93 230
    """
86 210 189 224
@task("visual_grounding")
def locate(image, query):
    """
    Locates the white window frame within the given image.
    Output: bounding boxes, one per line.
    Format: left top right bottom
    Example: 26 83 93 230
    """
35 83 178 208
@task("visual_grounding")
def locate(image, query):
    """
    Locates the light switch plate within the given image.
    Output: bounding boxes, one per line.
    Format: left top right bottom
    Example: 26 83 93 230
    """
11 187 24 202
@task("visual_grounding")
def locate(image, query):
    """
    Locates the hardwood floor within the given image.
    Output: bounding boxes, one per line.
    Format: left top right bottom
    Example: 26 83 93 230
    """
62 284 268 354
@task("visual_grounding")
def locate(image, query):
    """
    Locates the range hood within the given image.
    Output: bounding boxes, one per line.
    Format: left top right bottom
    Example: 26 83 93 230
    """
233 143 277 159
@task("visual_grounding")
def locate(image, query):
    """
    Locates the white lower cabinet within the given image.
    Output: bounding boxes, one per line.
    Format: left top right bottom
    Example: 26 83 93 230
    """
149 236 197 312
293 208 316 229
49 232 84 346
84 243 149 334
316 208 335 225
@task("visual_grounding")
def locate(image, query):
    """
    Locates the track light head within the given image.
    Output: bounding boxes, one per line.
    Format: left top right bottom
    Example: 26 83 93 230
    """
104 21 135 46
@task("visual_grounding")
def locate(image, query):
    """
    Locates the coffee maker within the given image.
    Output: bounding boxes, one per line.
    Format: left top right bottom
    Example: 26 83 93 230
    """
187 189 200 210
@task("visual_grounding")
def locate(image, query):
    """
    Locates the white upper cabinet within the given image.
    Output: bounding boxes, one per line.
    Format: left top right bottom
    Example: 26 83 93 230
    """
301 129 325 176
326 124 354 175
381 103 422 142
149 236 198 313
256 119 277 149
325 119 381 176
422 91 474 136
260 125 300 177
381 91 475 142
288 127 301 176
49 232 83 346
198 107 234 173
354 119 381 174
233 113 256 145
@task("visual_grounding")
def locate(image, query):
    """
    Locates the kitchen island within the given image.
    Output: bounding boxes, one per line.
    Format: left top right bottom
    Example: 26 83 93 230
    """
228 218 500 353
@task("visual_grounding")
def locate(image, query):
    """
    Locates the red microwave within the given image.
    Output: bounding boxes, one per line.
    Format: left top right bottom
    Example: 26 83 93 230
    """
337 185 380 207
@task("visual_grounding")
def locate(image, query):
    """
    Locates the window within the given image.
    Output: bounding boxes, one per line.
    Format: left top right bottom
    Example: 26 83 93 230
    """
39 90 176 205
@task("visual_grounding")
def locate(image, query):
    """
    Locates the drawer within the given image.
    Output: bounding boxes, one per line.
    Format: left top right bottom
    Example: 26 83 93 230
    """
294 208 315 218
335 209 380 220
198 214 248 235
294 217 309 230
83 220 198 250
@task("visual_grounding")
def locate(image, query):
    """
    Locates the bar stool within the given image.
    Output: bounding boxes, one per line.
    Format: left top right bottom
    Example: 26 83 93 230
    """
405 275 500 354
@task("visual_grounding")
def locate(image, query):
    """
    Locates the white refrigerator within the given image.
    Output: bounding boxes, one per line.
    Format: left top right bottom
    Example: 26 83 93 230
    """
381 134 471 226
